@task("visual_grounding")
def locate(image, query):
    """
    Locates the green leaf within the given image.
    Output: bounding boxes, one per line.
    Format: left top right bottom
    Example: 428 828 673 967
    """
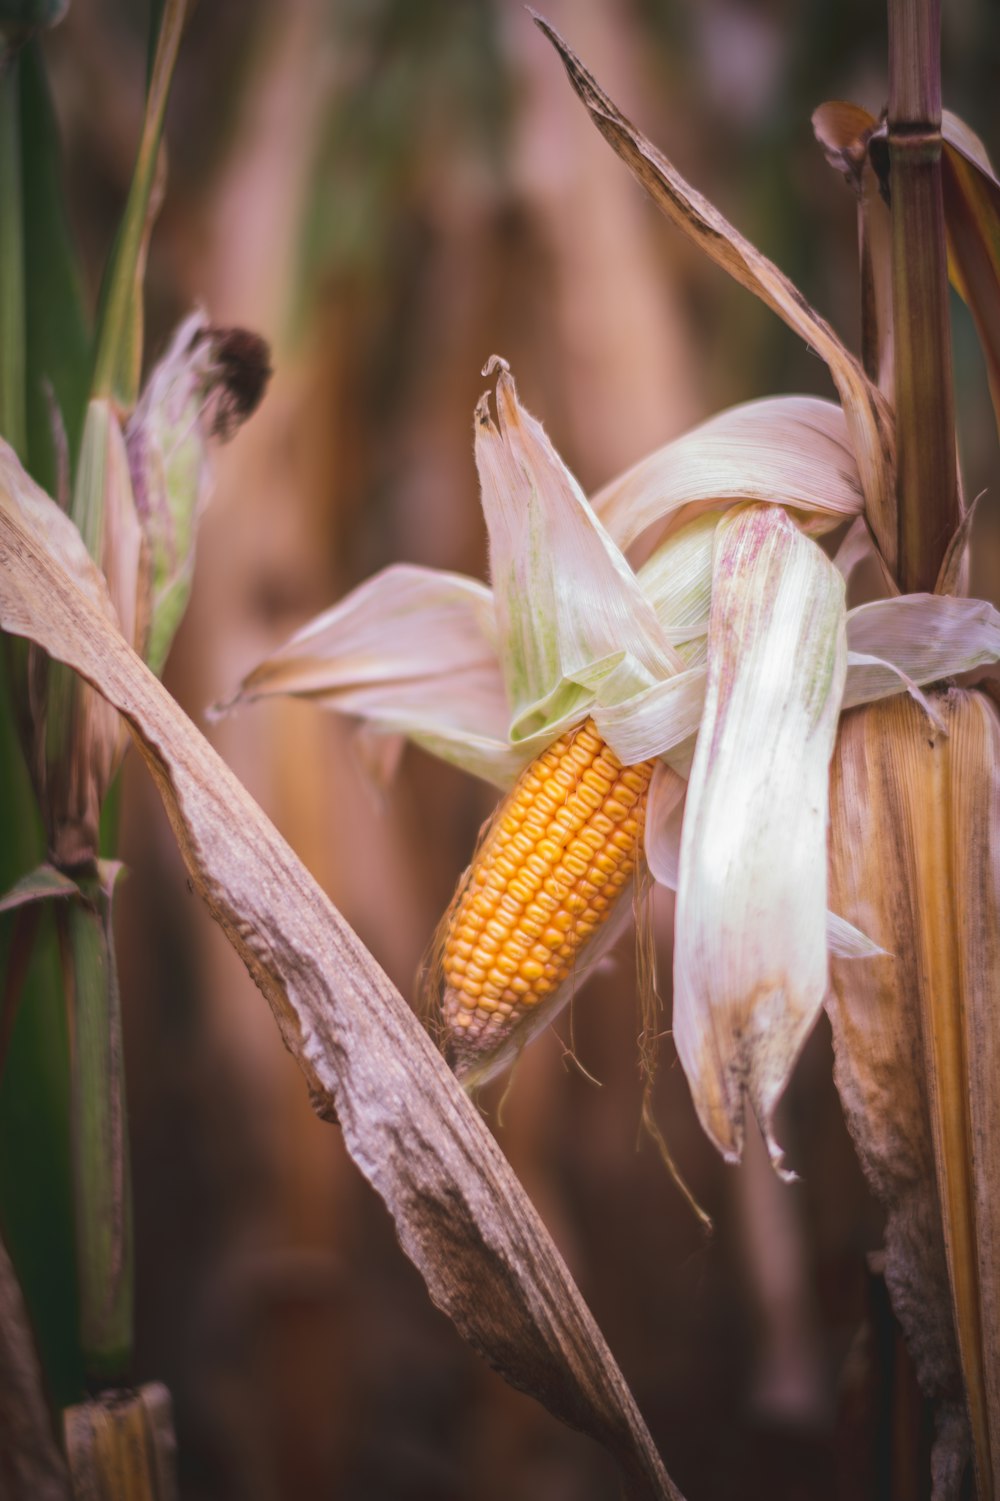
91 0 186 410
64 865 132 1378
0 654 82 1407
0 55 25 459
19 40 91 496
0 862 80 912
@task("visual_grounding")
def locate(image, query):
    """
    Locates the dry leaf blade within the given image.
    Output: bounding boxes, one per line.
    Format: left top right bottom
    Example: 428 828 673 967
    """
0 448 681 1501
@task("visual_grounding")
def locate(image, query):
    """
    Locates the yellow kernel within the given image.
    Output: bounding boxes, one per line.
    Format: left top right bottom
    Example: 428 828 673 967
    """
562 853 588 878
604 798 628 822
541 928 564 949
519 959 545 982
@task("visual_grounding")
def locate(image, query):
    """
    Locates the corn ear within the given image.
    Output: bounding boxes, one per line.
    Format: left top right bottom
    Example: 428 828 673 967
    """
828 690 1000 1499
442 717 653 1084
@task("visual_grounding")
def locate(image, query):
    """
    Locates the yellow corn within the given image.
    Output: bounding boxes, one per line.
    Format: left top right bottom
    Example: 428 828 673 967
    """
442 718 654 1071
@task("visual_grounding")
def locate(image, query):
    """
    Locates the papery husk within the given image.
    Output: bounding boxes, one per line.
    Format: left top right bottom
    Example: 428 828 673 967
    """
828 690 1000 1499
673 503 846 1169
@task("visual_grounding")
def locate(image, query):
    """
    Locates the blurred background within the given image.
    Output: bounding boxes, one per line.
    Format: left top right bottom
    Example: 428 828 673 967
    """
3 0 1000 1497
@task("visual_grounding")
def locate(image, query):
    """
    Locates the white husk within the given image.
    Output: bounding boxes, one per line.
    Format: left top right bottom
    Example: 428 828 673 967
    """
592 396 864 552
673 503 846 1168
474 357 681 741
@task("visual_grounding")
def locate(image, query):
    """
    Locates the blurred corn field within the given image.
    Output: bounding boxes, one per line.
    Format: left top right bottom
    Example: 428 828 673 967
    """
2 1 1000 1499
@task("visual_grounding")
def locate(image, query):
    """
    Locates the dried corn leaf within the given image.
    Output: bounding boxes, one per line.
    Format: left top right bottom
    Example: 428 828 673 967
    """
534 14 897 572
811 102 894 399
0 448 681 1501
828 691 1000 1499
941 113 1000 440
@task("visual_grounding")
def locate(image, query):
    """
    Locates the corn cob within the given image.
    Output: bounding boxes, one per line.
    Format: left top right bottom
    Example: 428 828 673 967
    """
442 718 654 1075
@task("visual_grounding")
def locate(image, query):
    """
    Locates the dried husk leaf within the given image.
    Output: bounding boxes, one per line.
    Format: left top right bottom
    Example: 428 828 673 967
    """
673 504 846 1168
828 690 1000 1499
0 1229 71 1501
0 444 682 1501
533 14 897 572
219 563 527 788
593 396 865 553
475 357 681 740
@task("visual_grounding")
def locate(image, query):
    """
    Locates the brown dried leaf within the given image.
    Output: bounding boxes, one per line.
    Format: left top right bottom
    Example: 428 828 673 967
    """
532 14 897 574
941 113 1000 442
811 102 894 402
0 1230 71 1501
828 691 1000 1498
0 448 682 1501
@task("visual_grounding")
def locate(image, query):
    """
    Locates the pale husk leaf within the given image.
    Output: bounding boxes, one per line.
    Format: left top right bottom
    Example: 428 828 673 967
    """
592 667 706 767
592 397 865 553
636 511 716 661
673 504 846 1167
534 15 897 572
218 563 531 787
827 691 1000 1498
846 593 1000 683
475 357 681 740
644 770 882 960
0 444 681 1501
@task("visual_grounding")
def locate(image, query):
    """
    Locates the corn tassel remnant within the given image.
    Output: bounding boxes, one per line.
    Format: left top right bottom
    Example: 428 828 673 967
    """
442 719 654 1076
